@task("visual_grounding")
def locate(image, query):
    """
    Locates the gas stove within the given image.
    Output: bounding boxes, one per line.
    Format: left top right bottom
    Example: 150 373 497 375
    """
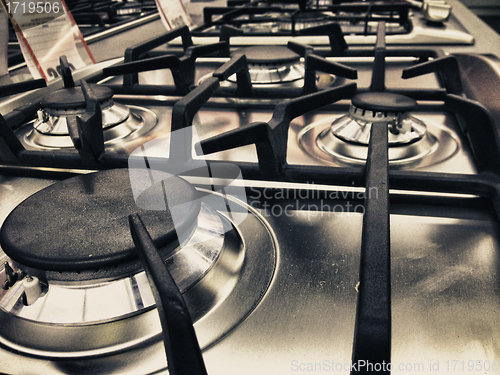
1 1 500 374
189 0 475 45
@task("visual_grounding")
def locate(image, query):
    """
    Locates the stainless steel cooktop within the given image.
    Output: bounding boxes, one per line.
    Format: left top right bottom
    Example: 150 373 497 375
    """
1 1 500 374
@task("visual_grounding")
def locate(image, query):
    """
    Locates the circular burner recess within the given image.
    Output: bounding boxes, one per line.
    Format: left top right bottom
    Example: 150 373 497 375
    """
20 83 160 150
297 91 459 168
0 184 277 359
0 169 201 273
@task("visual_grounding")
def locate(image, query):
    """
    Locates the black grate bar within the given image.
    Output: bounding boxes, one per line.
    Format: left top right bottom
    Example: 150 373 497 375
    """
402 56 464 95
104 83 446 101
4 152 500 201
201 3 409 26
124 26 193 63
202 6 281 25
445 94 500 174
308 46 443 60
2 102 41 130
129 214 208 375
0 114 25 157
169 77 221 169
350 122 391 374
109 41 227 93
123 26 194 86
298 23 347 55
370 22 386 92
71 80 105 165
0 79 46 98
213 53 253 95
197 83 357 178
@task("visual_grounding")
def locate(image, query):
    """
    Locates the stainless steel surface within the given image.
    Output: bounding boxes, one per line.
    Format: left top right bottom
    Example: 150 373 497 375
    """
442 0 500 56
138 0 500 58
84 14 161 46
204 202 500 375
1 1 500 373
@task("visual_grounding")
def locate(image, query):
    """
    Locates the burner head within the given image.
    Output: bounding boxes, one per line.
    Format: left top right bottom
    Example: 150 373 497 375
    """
230 46 305 85
332 92 424 145
41 84 114 112
234 45 300 65
0 169 201 273
278 11 334 31
351 92 418 113
37 84 129 136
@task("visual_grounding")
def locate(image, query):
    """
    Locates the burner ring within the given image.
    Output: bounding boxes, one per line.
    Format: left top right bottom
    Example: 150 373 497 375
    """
297 115 460 168
0 191 277 358
16 105 158 150
331 112 427 146
34 101 131 136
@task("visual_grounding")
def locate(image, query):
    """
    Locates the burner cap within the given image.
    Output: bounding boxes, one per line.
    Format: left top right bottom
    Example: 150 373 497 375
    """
233 46 300 65
0 169 201 272
41 84 114 111
228 46 305 85
351 92 417 113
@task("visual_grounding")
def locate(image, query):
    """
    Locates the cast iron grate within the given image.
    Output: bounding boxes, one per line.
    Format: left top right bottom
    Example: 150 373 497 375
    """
1 22 500 375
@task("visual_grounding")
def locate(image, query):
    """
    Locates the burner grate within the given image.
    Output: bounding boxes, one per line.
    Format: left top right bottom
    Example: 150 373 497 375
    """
1 23 500 374
195 0 411 37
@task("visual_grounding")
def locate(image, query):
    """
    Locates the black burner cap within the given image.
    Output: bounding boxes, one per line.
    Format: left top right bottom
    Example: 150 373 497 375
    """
233 46 300 65
41 84 114 110
351 92 417 113
0 169 201 272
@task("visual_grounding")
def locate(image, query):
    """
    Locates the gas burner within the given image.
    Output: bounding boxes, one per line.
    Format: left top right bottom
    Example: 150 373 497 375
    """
16 84 157 149
0 169 203 274
0 169 276 357
298 92 460 167
331 92 426 145
230 45 305 85
240 22 280 33
224 45 335 88
278 11 335 32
